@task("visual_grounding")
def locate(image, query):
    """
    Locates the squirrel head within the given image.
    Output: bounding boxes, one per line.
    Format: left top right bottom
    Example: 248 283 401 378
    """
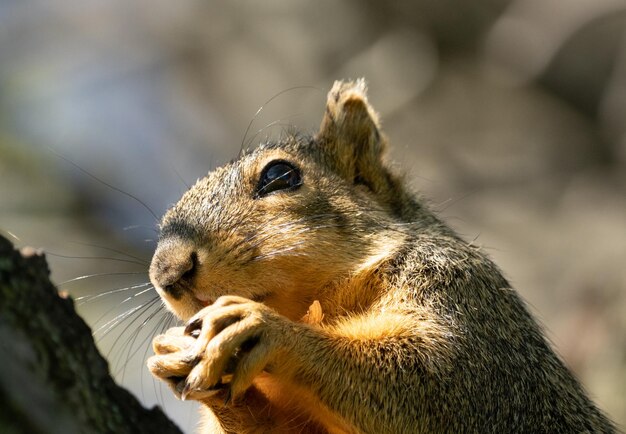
150 80 406 321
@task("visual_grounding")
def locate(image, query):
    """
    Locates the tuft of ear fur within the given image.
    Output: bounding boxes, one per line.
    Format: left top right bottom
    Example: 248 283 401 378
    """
317 79 388 193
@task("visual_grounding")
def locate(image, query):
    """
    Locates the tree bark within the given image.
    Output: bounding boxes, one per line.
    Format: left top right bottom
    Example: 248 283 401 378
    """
0 234 183 434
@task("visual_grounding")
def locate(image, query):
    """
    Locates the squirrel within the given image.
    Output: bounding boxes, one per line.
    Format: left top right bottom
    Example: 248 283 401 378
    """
147 79 616 433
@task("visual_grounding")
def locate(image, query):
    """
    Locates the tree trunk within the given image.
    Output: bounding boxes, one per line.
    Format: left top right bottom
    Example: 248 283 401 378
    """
0 234 183 434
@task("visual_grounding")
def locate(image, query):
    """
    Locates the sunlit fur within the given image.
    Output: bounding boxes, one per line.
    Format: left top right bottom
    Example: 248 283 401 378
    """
148 80 615 433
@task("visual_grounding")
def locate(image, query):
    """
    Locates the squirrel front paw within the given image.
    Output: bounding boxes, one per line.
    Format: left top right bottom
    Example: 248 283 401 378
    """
147 326 205 399
150 295 289 403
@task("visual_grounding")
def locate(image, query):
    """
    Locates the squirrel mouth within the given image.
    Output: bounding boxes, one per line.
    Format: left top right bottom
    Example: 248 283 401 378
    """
194 292 214 307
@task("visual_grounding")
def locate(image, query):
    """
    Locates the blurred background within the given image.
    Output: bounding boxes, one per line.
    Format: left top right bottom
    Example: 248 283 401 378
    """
1 0 624 431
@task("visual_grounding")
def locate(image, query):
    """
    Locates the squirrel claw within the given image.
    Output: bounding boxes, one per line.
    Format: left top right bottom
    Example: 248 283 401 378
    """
184 317 202 337
180 381 223 402
223 387 233 406
180 383 192 401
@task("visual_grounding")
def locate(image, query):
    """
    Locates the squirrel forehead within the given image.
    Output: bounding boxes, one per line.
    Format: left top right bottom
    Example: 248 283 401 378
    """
159 135 321 234
230 135 320 184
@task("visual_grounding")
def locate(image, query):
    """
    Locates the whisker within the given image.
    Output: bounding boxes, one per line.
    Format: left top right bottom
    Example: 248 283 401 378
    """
114 303 168 381
75 282 153 305
244 219 373 261
47 147 159 222
434 191 476 212
248 241 307 262
94 296 161 339
109 303 159 364
239 85 321 155
171 165 191 190
256 167 300 196
236 216 339 256
5 230 20 241
147 309 176 405
238 213 421 262
57 271 148 286
89 285 156 331
67 240 149 264
44 251 147 267
123 224 159 234
244 117 302 150
234 213 338 250
103 300 163 385
93 304 150 339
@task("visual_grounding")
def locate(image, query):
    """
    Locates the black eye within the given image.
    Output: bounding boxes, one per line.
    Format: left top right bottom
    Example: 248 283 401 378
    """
255 160 302 198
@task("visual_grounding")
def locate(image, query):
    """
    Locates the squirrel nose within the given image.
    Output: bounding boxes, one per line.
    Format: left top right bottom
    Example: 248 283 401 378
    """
149 240 197 299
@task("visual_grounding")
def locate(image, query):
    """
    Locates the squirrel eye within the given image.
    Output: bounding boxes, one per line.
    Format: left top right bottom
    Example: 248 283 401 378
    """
256 160 302 198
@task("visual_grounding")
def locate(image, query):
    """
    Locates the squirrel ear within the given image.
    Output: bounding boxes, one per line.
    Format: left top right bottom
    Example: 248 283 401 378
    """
316 79 387 191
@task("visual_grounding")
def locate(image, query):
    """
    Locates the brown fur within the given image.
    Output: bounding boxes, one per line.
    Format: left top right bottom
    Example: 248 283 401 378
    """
147 80 616 433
